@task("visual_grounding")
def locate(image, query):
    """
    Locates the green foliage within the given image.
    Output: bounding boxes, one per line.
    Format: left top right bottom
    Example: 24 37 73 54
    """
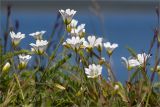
0 42 159 107
0 8 160 107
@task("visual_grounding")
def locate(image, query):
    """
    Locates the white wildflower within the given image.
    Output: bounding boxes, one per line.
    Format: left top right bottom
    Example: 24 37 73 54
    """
29 31 46 40
70 24 85 37
10 31 25 46
121 57 140 70
70 28 79 37
103 42 118 56
59 9 76 25
30 40 48 55
137 53 150 65
63 36 85 50
69 19 78 28
18 54 32 69
85 64 102 78
77 24 85 37
83 35 102 49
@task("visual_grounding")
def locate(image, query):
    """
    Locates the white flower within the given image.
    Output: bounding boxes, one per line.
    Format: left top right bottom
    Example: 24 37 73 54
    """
29 31 46 40
18 54 31 69
85 64 102 78
69 19 78 28
137 53 150 65
59 9 76 25
70 28 79 37
83 35 102 49
63 36 85 50
10 31 25 46
70 24 85 37
19 54 32 65
121 57 140 70
103 42 118 55
2 62 10 72
30 40 48 54
77 24 85 37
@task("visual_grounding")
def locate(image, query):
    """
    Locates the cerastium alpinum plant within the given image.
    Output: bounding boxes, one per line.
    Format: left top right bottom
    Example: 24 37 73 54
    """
0 8 160 107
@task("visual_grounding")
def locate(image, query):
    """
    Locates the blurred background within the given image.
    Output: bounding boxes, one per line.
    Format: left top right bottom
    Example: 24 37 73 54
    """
1 0 160 82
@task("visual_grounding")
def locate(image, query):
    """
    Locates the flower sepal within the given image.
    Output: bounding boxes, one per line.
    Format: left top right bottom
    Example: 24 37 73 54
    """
62 43 70 49
66 25 72 32
64 19 72 25
18 62 27 70
97 45 102 53
12 40 20 47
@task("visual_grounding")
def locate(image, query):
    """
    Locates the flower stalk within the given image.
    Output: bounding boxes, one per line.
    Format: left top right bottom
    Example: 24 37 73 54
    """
14 73 25 101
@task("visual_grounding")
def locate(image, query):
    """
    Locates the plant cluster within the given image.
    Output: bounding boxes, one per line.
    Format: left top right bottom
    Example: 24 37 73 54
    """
0 8 160 107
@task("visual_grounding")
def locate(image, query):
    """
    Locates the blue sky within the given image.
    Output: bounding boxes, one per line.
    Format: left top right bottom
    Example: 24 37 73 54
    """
1 2 158 82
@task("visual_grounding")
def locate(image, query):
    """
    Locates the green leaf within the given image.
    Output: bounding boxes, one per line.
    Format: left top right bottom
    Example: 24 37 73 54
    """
126 46 137 57
50 34 65 60
49 53 72 73
129 69 139 82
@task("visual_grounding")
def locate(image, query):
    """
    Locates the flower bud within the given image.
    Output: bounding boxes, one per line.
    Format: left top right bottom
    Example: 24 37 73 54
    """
157 66 160 72
158 35 160 44
55 83 66 90
156 66 160 76
99 57 105 65
114 84 119 90
2 62 10 73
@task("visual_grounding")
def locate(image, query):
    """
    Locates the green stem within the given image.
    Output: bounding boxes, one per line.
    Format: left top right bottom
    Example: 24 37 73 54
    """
14 73 24 101
145 90 151 107
40 30 66 82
